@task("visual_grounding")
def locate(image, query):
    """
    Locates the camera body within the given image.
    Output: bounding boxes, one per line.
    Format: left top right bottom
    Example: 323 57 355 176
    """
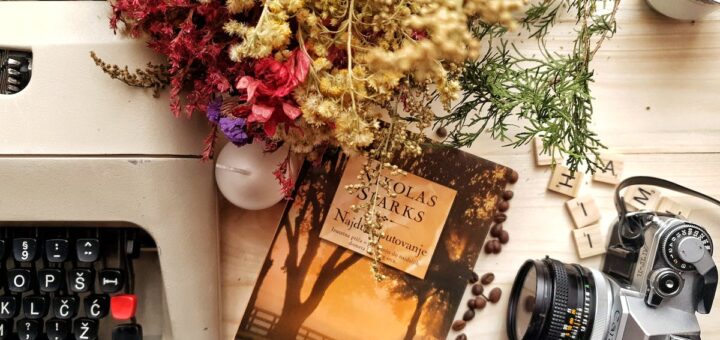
508 177 718 340
598 213 715 340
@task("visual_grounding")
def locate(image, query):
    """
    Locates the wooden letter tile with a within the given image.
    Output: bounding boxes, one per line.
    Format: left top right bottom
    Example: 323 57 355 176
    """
623 186 662 211
572 224 606 259
533 137 560 166
657 197 692 218
593 154 624 185
566 195 601 228
547 165 584 198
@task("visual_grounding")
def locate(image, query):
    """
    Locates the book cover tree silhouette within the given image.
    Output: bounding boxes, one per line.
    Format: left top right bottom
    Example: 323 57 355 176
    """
239 147 511 339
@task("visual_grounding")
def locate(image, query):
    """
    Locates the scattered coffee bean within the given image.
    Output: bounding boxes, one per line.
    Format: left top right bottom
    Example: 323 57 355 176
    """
471 283 484 296
494 213 507 223
435 127 448 138
484 241 494 254
474 296 487 310
491 240 502 254
467 298 476 309
502 190 514 200
469 271 479 284
497 200 510 212
481 273 495 285
488 287 502 303
524 295 535 312
499 230 510 244
490 224 503 238
456 334 468 340
507 170 519 184
463 309 475 321
452 320 466 331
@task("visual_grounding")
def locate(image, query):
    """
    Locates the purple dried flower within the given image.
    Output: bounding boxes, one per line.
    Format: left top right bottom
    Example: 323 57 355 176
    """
207 97 222 123
219 116 250 146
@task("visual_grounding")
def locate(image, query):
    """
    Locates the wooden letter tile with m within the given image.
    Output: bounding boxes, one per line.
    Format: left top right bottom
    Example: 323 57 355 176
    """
623 186 662 211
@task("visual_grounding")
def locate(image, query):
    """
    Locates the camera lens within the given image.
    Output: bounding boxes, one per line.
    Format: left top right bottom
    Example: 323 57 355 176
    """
507 258 597 340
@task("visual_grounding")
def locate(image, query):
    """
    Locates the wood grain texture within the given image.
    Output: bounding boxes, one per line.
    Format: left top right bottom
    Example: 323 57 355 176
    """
221 1 720 338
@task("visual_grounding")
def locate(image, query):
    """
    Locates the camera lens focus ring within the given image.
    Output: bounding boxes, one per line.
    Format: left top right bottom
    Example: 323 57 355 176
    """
546 260 570 339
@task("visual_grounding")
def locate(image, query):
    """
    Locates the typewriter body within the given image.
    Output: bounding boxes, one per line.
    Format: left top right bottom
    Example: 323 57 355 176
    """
0 2 219 339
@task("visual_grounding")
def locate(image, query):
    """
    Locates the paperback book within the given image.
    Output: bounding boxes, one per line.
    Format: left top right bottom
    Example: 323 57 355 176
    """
237 146 513 340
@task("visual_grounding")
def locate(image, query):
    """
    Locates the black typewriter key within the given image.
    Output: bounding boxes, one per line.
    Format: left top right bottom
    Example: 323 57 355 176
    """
52 296 78 319
84 294 109 319
45 239 70 263
76 239 100 263
0 240 6 261
73 318 99 340
99 269 125 293
13 238 38 262
112 323 143 340
0 319 11 339
22 296 48 319
7 268 32 292
0 296 18 319
68 268 94 293
46 318 71 340
17 318 41 340
38 268 63 293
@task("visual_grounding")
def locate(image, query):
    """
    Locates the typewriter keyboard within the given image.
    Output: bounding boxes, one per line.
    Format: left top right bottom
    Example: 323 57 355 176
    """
0 227 155 340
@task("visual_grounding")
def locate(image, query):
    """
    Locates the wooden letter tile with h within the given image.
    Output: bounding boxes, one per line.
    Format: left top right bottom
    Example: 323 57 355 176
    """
572 224 606 259
623 186 662 211
566 195 601 228
593 154 624 185
548 165 584 198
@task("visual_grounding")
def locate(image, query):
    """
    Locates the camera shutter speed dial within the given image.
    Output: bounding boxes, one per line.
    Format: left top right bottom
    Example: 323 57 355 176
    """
662 224 713 271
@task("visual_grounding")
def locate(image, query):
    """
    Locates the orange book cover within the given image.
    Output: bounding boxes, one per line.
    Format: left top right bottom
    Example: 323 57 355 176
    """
237 146 514 340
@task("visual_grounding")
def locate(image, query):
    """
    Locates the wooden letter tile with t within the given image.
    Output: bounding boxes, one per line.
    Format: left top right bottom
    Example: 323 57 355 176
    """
657 197 692 218
547 165 584 198
593 154 624 185
534 137 560 166
572 224 606 259
623 186 662 211
566 195 601 228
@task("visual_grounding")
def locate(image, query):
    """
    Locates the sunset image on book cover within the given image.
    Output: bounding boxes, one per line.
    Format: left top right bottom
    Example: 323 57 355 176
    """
237 146 513 340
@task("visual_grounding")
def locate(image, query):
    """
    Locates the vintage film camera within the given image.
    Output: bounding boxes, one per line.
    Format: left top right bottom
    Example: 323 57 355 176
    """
508 176 719 340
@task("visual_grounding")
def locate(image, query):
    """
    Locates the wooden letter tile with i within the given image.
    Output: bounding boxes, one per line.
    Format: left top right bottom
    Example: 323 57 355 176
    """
623 186 662 211
534 137 560 166
547 165 584 198
593 154 624 185
566 195 601 228
572 224 606 259
657 197 692 218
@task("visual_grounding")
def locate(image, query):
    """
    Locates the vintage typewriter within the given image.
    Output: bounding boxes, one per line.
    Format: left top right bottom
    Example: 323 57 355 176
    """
0 2 220 340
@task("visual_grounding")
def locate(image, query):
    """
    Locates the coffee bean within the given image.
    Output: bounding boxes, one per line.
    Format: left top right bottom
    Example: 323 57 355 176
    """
507 170 519 184
456 334 468 340
462 309 475 321
452 320 466 331
497 200 510 212
502 190 514 200
474 296 487 309
469 271 479 284
499 230 510 244
484 241 494 254
490 224 503 238
488 287 502 303
494 213 507 223
435 127 448 138
467 298 476 309
471 283 484 296
481 273 495 285
491 240 502 254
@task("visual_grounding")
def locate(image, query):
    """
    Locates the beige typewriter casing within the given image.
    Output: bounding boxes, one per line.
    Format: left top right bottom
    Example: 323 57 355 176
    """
0 2 220 339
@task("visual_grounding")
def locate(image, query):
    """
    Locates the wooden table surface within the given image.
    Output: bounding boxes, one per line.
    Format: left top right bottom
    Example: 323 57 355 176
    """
220 1 720 339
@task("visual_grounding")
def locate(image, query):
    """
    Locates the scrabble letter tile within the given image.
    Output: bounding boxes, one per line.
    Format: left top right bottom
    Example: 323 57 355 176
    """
547 165 584 198
572 224 606 259
566 195 601 228
623 186 661 211
593 154 624 185
533 137 560 166
657 197 692 218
